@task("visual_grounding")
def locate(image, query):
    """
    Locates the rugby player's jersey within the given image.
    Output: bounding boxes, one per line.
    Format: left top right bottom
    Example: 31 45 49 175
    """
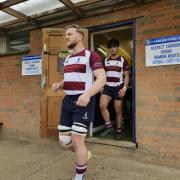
63 49 103 95
104 56 129 87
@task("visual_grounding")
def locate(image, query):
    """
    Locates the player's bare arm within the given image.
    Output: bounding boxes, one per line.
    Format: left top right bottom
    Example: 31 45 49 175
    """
119 70 129 97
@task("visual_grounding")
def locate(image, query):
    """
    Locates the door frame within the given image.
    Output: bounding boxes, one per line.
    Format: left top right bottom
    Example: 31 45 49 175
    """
41 28 66 138
88 19 136 143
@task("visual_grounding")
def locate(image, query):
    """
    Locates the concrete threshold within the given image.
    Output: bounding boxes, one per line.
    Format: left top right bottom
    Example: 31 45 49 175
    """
86 137 136 148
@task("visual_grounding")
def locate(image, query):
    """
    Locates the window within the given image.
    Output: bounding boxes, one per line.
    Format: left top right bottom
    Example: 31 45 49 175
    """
0 36 8 54
0 31 30 55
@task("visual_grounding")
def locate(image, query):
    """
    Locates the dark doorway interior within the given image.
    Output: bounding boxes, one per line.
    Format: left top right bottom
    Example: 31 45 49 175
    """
90 25 133 142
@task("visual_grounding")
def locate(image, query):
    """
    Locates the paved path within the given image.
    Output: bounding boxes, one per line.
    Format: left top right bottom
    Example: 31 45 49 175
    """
0 139 179 180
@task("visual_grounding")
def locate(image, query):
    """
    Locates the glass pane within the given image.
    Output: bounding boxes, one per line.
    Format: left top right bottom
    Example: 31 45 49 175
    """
11 0 65 16
9 31 30 53
0 31 30 55
71 0 87 3
0 0 88 25
0 11 17 24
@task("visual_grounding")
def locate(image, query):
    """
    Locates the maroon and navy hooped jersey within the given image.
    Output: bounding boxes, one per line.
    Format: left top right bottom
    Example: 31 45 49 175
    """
63 49 103 95
104 56 129 87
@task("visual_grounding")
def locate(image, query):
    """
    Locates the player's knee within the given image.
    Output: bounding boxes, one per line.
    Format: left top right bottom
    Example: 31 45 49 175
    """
71 124 87 150
57 125 72 148
59 132 72 148
72 123 87 136
99 101 107 110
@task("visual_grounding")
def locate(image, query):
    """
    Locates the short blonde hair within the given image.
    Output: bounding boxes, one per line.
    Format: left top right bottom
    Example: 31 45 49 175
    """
65 24 84 39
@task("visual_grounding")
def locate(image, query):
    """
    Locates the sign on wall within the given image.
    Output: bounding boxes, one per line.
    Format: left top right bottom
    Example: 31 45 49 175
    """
22 55 42 75
57 50 70 73
145 35 180 67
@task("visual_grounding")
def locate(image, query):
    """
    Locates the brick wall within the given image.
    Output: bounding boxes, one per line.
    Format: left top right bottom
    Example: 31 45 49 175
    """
0 0 179 163
135 0 180 162
0 29 42 140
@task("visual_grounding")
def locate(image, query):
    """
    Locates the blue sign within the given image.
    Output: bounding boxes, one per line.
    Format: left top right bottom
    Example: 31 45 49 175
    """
145 35 180 66
22 55 42 75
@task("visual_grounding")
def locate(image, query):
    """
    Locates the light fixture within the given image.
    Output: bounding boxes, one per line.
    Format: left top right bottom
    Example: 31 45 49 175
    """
97 47 107 56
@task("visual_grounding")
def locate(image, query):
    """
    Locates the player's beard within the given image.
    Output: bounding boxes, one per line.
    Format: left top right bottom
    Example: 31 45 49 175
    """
67 41 77 49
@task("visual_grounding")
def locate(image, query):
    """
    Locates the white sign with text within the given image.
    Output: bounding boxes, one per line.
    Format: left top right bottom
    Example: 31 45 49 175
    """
22 55 42 75
145 35 180 66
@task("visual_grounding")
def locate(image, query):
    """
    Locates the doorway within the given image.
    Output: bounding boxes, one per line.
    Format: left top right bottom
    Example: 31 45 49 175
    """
88 21 136 143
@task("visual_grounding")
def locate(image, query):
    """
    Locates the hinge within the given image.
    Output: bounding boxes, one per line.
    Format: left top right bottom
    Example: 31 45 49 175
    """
43 44 50 54
41 76 46 88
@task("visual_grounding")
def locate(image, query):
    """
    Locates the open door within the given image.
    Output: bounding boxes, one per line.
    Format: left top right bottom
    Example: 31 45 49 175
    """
89 23 135 143
41 28 88 137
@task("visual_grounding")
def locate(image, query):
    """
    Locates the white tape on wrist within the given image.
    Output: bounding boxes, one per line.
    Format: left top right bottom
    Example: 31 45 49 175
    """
123 86 127 91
